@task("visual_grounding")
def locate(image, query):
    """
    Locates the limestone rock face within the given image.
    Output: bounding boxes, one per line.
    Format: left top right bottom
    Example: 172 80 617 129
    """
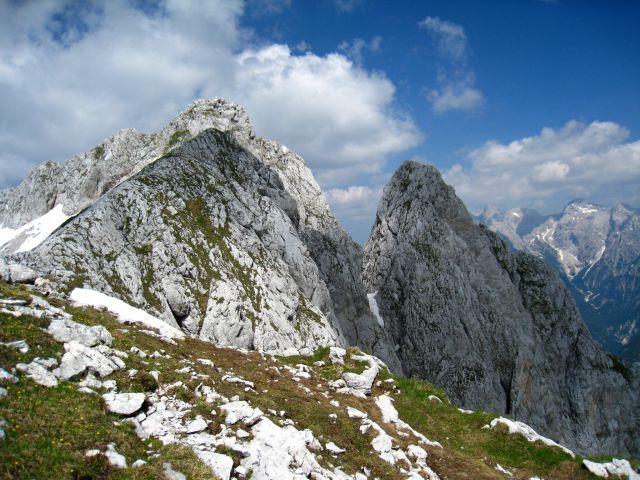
15 130 337 355
363 160 640 456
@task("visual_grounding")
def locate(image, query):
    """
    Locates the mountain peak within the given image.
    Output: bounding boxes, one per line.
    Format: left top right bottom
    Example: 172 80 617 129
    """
364 161 640 456
167 98 255 142
384 160 470 225
0 98 259 235
394 160 443 184
563 199 606 215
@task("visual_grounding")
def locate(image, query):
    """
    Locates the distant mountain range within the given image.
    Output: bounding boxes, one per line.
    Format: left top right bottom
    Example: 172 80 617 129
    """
479 201 640 362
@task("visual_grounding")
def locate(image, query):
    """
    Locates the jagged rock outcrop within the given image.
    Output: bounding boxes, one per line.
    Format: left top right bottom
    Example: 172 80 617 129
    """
2 99 396 366
363 160 640 456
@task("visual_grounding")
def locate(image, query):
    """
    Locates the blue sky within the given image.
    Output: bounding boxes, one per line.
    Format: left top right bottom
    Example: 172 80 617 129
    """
1 0 638 242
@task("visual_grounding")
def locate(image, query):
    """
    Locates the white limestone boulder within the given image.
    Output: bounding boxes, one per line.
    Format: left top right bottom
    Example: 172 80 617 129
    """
54 341 121 380
48 318 112 347
15 361 58 387
103 392 146 415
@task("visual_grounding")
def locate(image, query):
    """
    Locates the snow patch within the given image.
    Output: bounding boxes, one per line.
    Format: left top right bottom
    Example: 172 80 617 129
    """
69 288 184 340
582 245 606 277
367 291 384 327
575 206 599 215
0 204 71 253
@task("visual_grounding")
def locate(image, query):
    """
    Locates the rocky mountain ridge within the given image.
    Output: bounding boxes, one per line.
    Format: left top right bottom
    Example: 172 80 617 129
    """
0 99 638 460
2 99 396 369
479 202 640 361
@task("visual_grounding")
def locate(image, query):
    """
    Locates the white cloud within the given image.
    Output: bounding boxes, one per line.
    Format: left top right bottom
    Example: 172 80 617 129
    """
418 16 467 60
444 120 640 213
428 84 483 113
0 0 420 192
326 185 382 221
338 36 382 66
534 161 570 182
419 16 484 113
219 44 421 184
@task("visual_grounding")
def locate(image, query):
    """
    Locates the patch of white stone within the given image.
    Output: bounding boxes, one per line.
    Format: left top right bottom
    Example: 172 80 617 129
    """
15 361 58 387
0 339 30 353
325 441 346 455
222 375 255 389
495 463 513 476
85 444 128 469
0 367 18 383
103 392 146 415
329 346 346 365
330 351 384 398
53 341 123 380
482 417 575 458
375 394 442 449
582 458 639 479
346 406 367 419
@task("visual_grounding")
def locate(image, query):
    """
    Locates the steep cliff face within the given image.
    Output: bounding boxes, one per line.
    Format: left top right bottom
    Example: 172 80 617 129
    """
363 160 640 456
2 99 396 366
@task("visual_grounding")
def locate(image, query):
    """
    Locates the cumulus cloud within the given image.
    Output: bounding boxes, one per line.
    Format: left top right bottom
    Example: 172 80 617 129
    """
326 185 382 218
325 185 382 232
0 0 243 180
325 185 384 242
419 16 484 113
0 0 420 191
428 83 483 113
444 120 640 213
228 45 421 185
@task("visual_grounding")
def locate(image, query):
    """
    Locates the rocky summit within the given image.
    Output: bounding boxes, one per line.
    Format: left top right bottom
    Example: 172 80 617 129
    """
0 99 639 479
362 161 639 456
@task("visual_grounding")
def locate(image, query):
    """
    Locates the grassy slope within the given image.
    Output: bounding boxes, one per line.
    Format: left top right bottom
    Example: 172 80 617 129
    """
0 281 633 479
